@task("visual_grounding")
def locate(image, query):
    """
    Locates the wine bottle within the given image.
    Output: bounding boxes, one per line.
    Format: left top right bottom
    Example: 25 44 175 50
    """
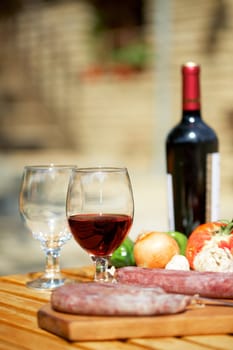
166 62 220 237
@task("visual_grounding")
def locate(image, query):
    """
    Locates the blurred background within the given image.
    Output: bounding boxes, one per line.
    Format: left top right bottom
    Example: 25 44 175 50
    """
0 0 232 275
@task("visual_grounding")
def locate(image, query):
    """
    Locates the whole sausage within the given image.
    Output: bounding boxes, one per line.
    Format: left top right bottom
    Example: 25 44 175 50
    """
116 267 233 298
51 282 191 316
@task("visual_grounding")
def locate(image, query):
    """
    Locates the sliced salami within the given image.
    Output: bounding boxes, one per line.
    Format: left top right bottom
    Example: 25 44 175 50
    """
116 267 233 298
51 282 191 316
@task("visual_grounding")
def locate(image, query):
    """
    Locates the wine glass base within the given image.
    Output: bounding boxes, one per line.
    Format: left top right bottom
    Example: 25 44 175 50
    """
26 277 70 291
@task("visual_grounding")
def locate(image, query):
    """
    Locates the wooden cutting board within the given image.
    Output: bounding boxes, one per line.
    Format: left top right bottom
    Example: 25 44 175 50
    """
37 302 233 341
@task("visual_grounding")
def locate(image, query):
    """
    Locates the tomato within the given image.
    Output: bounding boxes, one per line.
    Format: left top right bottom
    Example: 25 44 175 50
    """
218 240 230 250
185 221 230 269
228 235 233 254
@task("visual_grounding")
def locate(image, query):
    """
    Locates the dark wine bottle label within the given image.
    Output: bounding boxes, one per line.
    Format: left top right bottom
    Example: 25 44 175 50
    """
206 152 220 222
167 173 175 231
167 152 220 232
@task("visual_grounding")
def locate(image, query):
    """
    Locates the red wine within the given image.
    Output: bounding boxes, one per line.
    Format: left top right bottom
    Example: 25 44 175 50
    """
68 213 132 256
166 62 219 237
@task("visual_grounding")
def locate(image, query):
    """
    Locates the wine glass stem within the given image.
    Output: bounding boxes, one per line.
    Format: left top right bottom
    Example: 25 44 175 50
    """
44 249 62 279
92 256 109 282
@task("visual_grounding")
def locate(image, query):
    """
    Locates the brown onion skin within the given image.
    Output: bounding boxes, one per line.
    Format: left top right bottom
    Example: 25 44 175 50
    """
133 231 180 268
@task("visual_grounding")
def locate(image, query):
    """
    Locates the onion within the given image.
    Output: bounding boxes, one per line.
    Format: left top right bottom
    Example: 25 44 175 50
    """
133 231 180 268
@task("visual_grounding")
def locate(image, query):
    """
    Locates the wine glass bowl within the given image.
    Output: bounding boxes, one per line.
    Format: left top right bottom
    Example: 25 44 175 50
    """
19 165 75 290
66 167 134 282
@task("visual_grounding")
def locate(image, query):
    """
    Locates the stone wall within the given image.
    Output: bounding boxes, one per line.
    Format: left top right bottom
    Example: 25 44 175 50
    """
0 0 232 185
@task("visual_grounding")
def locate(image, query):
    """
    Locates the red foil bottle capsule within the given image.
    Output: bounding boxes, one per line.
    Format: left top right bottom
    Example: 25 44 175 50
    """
182 62 200 111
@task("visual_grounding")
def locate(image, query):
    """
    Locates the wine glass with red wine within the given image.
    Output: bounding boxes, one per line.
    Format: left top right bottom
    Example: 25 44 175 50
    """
66 167 134 282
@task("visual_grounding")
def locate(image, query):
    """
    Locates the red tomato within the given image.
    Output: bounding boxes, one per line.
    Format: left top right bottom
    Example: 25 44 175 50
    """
229 235 233 254
218 240 230 250
186 221 228 269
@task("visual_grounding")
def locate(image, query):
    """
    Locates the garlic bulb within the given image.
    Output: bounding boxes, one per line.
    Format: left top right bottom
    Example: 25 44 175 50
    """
165 254 190 271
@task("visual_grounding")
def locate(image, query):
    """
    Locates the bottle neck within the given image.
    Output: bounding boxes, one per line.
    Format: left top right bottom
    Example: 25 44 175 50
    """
182 63 201 112
182 109 202 122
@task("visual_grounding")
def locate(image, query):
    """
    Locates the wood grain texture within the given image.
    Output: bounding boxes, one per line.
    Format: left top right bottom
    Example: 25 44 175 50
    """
1 267 233 350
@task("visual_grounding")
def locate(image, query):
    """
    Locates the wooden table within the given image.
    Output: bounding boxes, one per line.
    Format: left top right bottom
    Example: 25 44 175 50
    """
0 266 233 350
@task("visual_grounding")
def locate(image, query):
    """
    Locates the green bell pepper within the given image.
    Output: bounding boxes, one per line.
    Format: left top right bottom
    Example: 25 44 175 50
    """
166 231 188 255
110 236 136 268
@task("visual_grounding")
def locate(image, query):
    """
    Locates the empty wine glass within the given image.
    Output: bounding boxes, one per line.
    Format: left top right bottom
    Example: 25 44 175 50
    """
19 165 75 290
66 167 134 282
